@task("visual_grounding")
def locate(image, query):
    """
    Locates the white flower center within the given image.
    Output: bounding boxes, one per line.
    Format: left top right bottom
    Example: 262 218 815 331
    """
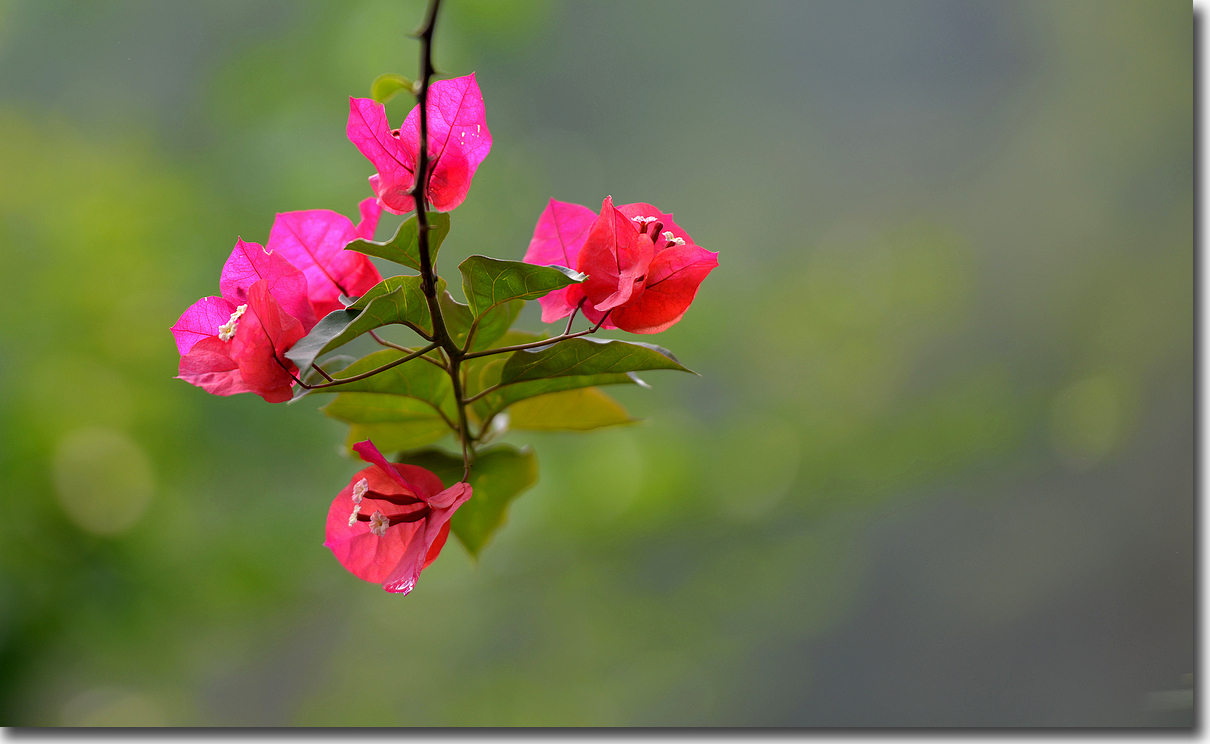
217 304 247 342
368 510 390 536
347 478 370 526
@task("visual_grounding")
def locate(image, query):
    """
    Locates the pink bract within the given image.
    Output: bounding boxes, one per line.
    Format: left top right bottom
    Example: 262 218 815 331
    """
172 239 315 403
523 197 718 334
347 73 491 214
523 199 597 324
324 440 473 595
176 280 306 403
267 198 384 318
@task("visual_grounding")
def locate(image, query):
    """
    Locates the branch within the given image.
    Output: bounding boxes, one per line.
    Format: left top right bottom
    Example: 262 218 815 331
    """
294 342 439 390
369 329 447 370
462 309 612 360
409 0 473 481
310 363 335 383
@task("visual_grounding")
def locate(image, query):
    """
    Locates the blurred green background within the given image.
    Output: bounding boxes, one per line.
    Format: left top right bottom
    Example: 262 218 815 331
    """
0 0 1193 727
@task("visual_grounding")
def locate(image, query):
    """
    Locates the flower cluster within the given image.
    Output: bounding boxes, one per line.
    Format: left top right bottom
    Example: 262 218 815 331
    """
171 200 383 402
523 197 718 333
174 65 719 596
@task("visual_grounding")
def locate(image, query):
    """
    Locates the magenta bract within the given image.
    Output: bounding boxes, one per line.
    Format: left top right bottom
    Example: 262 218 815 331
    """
324 440 473 595
524 197 718 334
347 73 491 214
172 239 315 403
267 198 384 318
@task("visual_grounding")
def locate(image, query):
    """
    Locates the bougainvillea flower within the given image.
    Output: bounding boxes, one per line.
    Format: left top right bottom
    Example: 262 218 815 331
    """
266 198 384 318
523 199 598 324
523 197 719 334
347 73 491 214
324 440 473 595
172 239 316 402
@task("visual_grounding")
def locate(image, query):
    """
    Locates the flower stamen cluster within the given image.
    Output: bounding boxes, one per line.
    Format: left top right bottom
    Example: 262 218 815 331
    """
217 304 247 342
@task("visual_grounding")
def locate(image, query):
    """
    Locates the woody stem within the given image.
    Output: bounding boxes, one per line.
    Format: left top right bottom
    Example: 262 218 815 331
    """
409 0 473 481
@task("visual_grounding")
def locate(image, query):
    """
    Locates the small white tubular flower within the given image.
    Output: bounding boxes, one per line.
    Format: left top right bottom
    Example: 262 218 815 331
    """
368 510 390 536
347 478 370 526
630 215 657 226
662 231 686 246
351 478 369 505
217 304 248 342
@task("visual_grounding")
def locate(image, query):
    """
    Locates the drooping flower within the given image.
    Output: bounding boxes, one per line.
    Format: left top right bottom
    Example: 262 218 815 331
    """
347 73 492 214
266 197 384 318
324 440 472 595
523 197 719 334
172 239 317 403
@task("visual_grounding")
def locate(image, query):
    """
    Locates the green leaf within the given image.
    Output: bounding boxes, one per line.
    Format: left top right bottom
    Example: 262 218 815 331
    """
284 276 432 374
500 338 693 384
458 255 583 318
507 387 635 431
464 329 545 392
324 395 451 454
439 290 522 352
319 348 458 453
461 330 645 422
371 73 414 103
345 212 451 272
344 421 450 455
397 445 539 558
314 348 454 415
472 370 641 423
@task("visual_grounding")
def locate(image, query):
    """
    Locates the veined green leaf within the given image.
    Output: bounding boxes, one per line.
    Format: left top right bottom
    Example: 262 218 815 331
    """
345 421 450 455
472 371 640 423
325 394 451 454
312 348 455 416
439 290 521 352
345 212 451 272
499 337 692 384
458 255 583 318
284 275 431 375
507 387 635 431
462 331 643 421
397 445 538 558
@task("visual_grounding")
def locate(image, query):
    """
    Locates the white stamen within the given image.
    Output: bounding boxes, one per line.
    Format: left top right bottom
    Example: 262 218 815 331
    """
217 304 247 342
369 510 390 536
347 503 362 527
352 478 368 505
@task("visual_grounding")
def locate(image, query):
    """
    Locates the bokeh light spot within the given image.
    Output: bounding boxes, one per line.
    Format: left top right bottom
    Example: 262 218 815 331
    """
52 427 155 535
61 687 165 726
1050 372 1124 468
